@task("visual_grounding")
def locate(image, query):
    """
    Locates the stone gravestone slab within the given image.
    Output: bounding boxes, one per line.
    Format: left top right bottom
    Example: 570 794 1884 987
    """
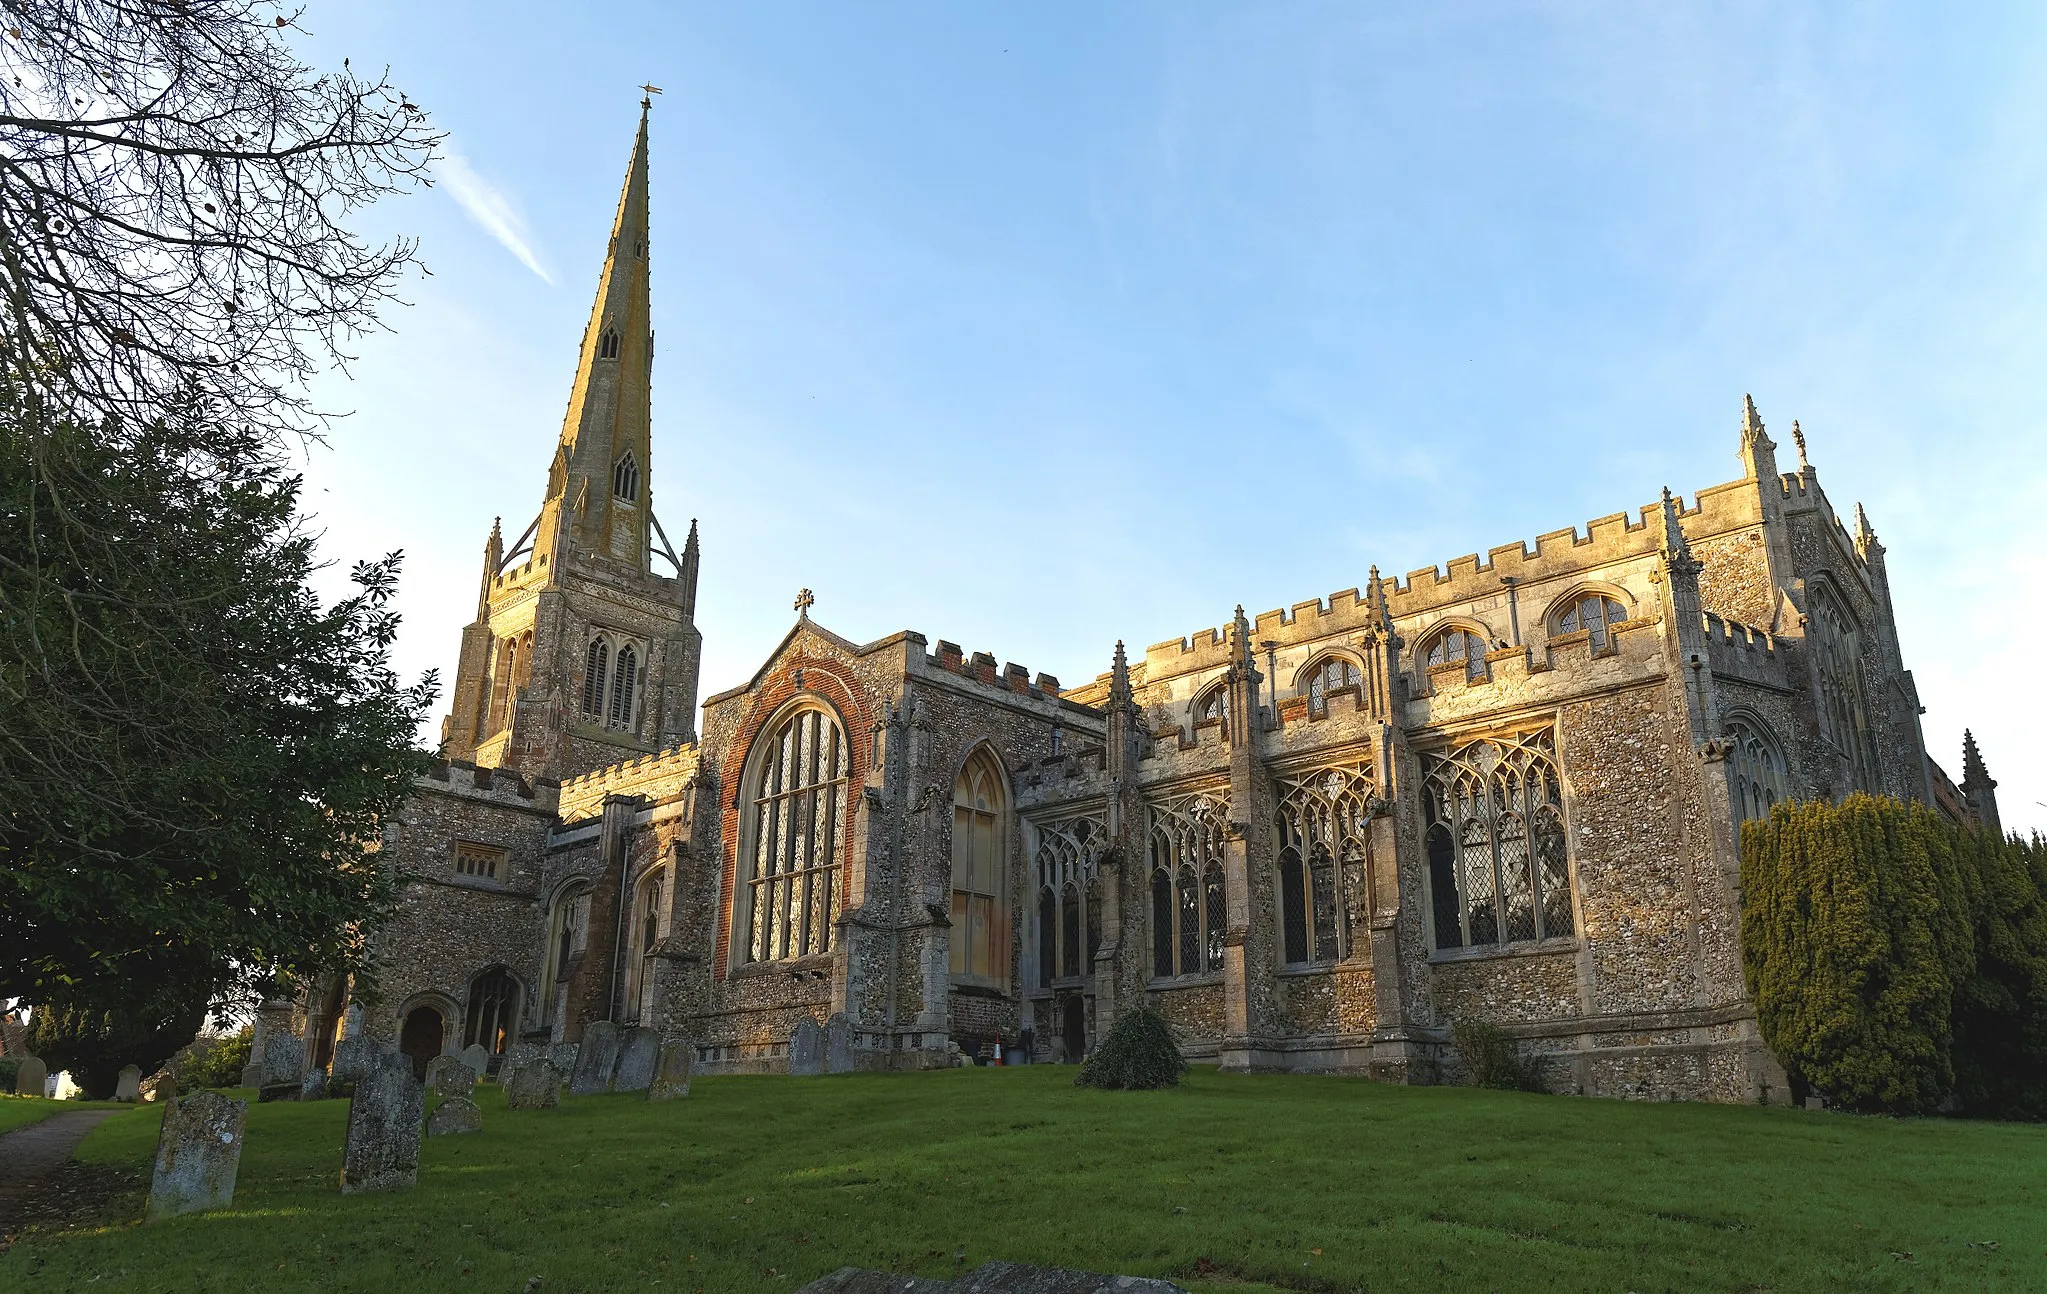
648 1035 693 1101
460 1043 490 1081
426 1095 482 1136
504 1058 562 1110
299 1069 327 1101
425 1054 474 1099
570 1021 622 1095
13 1056 47 1096
789 1017 826 1077
825 1013 855 1074
612 1027 660 1093
330 1031 379 1084
259 1032 306 1101
341 1052 425 1193
145 1090 247 1221
114 1065 141 1101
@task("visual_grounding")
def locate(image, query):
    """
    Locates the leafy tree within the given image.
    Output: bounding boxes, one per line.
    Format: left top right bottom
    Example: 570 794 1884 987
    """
1075 1005 1188 1091
0 379 436 1023
25 997 203 1099
176 1028 254 1092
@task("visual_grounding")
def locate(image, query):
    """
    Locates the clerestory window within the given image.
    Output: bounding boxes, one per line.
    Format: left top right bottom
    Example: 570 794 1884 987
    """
1552 592 1629 651
1300 655 1361 713
1274 765 1376 967
1421 626 1490 684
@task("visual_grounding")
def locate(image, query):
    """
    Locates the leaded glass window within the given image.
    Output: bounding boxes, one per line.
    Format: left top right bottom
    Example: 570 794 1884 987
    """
1729 717 1791 823
739 706 848 964
1552 593 1629 651
1273 764 1376 966
1034 816 1104 987
1301 656 1361 713
613 451 640 503
1194 685 1227 726
950 751 1008 984
1149 793 1229 978
1422 626 1490 683
1422 728 1573 952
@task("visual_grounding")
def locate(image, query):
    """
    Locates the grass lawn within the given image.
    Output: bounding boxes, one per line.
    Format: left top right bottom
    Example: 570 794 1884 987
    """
3 1067 2043 1292
0 1094 129 1135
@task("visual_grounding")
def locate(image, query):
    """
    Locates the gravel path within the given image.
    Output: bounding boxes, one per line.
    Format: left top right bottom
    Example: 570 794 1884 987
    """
0 1109 124 1238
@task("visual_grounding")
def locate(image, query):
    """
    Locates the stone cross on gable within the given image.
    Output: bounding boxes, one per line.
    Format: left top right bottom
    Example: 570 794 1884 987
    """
795 588 815 617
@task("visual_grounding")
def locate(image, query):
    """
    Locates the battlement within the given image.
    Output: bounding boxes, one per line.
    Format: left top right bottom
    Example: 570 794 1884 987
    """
556 742 699 822
420 759 561 811
923 639 1063 701
1701 612 1777 657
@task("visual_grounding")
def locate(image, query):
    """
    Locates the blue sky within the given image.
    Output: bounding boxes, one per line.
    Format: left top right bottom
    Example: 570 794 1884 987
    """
289 3 2046 831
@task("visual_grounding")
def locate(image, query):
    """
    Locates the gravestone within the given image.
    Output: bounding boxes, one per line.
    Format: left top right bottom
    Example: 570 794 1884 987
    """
145 1090 247 1221
330 1031 379 1084
299 1069 327 1101
570 1021 622 1095
548 1040 580 1078
648 1035 693 1101
612 1027 661 1093
460 1043 490 1081
426 1095 482 1136
425 1054 475 1099
789 1017 826 1077
341 1052 424 1193
114 1065 142 1101
825 1013 855 1074
504 1058 562 1110
13 1056 47 1096
259 1032 306 1101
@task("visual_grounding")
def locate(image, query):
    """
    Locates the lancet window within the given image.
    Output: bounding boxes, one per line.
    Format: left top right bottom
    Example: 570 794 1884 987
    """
1421 626 1490 683
950 751 1009 985
1034 815 1106 989
539 882 591 1023
1811 585 1879 794
608 643 639 731
1274 763 1377 967
624 868 666 1022
1149 793 1229 979
599 327 621 360
581 638 610 721
581 633 641 732
1300 655 1361 714
462 967 521 1055
1194 685 1227 727
1422 727 1574 952
737 705 848 964
1551 592 1628 651
613 451 640 503
1728 717 1791 824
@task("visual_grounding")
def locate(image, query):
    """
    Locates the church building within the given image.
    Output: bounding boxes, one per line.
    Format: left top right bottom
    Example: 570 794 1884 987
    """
291 110 2002 1102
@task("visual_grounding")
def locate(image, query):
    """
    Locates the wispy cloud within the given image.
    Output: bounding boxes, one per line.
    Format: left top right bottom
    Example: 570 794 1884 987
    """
438 149 552 284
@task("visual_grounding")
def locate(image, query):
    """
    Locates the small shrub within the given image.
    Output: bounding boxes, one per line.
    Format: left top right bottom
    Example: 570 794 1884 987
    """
1075 1005 1188 1090
1453 1019 1547 1093
0 1056 19 1090
178 1030 253 1090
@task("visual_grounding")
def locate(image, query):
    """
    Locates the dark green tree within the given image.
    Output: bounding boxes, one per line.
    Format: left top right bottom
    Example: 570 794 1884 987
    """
24 998 205 1099
1949 829 2047 1120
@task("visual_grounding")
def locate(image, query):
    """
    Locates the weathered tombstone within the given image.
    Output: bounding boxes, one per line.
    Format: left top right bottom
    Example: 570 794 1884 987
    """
648 1035 694 1101
145 1091 247 1221
13 1056 47 1097
548 1039 580 1077
330 1031 379 1084
825 1013 855 1074
299 1069 327 1101
425 1054 475 1099
258 1032 306 1101
612 1027 660 1093
504 1057 562 1110
789 1017 826 1077
460 1042 490 1081
569 1021 622 1095
114 1065 142 1102
426 1094 482 1136
341 1052 424 1194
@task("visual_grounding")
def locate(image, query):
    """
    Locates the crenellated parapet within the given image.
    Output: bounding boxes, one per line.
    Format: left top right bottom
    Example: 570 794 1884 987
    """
556 741 699 822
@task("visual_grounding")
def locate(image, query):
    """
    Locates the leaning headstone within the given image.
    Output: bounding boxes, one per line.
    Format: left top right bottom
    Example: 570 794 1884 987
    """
341 1052 424 1194
426 1094 482 1136
145 1090 247 1221
648 1035 693 1101
460 1043 490 1081
570 1021 622 1095
425 1054 475 1099
789 1017 826 1076
504 1057 562 1110
549 1039 580 1076
825 1013 855 1074
114 1065 142 1102
330 1031 378 1084
13 1056 47 1097
612 1027 660 1093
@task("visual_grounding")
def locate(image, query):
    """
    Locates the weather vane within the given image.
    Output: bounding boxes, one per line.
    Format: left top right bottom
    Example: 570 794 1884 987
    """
640 83 664 107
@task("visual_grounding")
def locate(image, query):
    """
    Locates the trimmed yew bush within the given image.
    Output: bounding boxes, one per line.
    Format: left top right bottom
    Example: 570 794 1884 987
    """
1074 1005 1188 1090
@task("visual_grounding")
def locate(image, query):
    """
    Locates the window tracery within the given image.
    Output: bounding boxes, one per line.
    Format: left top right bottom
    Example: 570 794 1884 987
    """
1421 626 1490 683
598 327 621 360
462 967 521 1055
1551 592 1629 651
1421 727 1573 952
539 882 590 1023
738 705 849 964
950 751 1008 984
1194 685 1227 726
1728 717 1791 823
1149 793 1228 978
625 868 665 1021
1273 763 1377 967
1810 585 1878 794
613 451 640 503
1033 815 1105 988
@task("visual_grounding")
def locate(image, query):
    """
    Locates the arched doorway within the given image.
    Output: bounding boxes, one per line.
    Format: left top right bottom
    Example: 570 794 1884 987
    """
1061 995 1086 1062
399 1006 444 1081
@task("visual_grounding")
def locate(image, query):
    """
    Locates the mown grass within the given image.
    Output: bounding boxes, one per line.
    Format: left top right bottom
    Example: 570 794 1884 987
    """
0 1094 128 1135
3 1067 2044 1292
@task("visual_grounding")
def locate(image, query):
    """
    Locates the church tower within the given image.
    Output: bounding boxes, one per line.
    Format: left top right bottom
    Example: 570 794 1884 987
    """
440 103 703 778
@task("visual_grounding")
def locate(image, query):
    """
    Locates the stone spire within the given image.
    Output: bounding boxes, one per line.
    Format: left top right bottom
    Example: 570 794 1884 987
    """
534 102 655 574
1961 730 2002 834
1739 393 1778 482
1109 639 1132 709
478 516 503 616
1854 502 1882 559
678 517 700 618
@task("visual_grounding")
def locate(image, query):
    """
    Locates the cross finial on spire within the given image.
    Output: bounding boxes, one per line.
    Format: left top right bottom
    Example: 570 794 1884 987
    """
794 588 815 617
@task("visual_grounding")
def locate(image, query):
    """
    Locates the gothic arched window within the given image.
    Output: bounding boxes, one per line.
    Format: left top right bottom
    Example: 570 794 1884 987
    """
463 967 521 1055
608 643 638 731
1300 655 1361 713
1149 793 1228 978
738 705 849 964
949 751 1008 985
1551 592 1629 651
1194 684 1227 726
581 638 610 721
598 327 621 360
1422 727 1573 952
1421 626 1490 683
1811 585 1878 794
613 452 640 503
540 882 590 1024
1274 764 1376 967
1035 817 1103 987
1729 717 1791 823
624 869 665 1022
